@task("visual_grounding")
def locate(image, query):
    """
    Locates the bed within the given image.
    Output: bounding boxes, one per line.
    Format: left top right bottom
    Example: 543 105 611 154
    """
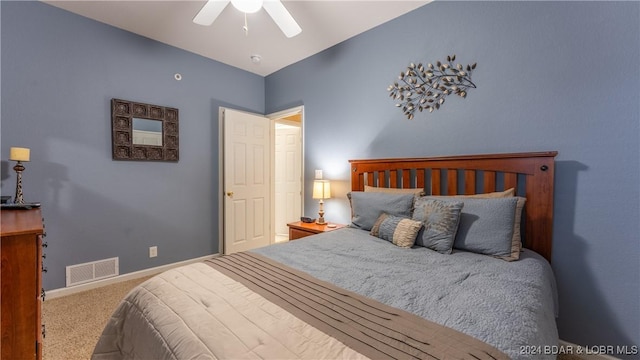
92 151 559 360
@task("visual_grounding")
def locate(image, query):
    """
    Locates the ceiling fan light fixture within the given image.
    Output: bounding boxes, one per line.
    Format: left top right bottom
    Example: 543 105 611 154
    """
231 0 263 14
194 0 301 38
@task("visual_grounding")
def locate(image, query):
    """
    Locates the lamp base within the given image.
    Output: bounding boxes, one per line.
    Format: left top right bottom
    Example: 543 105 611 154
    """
13 161 25 204
316 199 327 225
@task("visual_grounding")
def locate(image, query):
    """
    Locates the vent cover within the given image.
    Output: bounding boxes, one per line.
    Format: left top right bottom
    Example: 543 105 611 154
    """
66 257 119 287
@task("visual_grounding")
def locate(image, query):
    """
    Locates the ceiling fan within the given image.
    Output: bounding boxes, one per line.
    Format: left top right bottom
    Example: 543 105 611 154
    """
193 0 302 38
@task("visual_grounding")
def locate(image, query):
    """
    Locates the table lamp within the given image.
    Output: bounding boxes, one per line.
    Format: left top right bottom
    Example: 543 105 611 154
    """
9 147 30 204
312 179 331 225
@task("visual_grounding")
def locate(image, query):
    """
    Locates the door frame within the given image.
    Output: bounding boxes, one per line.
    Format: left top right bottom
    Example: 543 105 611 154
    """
217 106 304 255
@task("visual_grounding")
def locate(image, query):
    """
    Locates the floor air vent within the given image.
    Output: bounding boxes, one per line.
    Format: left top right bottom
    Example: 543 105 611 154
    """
66 257 119 287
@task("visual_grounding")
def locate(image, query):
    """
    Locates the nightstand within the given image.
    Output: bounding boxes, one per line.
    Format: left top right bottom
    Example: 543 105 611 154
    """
287 221 346 240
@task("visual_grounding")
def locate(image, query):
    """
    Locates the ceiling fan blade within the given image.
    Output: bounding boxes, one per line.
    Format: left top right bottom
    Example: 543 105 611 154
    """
263 0 301 38
193 0 230 26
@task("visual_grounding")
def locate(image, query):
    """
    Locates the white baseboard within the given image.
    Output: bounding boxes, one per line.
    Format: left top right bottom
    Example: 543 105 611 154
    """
559 340 622 360
46 254 220 300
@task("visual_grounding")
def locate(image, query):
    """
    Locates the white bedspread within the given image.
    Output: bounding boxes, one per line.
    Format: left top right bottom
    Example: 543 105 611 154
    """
92 263 368 360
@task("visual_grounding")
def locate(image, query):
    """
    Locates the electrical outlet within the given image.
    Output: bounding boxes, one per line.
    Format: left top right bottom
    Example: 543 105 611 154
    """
149 246 158 258
315 169 323 179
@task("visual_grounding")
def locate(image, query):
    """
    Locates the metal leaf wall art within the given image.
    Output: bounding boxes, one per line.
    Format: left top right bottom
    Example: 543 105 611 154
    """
387 55 477 119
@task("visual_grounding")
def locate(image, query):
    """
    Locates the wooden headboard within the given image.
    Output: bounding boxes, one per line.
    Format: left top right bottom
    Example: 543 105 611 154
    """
349 151 558 262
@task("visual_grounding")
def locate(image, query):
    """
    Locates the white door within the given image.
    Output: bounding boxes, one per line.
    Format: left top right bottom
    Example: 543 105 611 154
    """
274 124 302 238
223 108 271 254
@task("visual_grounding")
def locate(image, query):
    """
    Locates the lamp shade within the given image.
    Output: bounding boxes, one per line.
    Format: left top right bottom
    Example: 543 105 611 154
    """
312 180 331 199
9 147 30 162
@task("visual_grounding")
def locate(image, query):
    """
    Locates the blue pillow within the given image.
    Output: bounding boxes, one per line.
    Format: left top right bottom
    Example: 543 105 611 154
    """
348 192 415 231
412 198 464 254
428 197 518 257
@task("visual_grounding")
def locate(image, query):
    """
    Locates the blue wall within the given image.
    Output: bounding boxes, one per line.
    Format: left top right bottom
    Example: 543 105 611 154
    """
266 0 639 354
1 2 264 289
2 0 638 354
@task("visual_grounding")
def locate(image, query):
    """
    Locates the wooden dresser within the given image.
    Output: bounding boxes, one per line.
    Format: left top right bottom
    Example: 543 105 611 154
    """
1 208 45 360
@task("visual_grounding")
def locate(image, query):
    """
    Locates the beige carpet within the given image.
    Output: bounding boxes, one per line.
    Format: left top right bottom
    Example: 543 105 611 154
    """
42 276 152 360
43 275 585 360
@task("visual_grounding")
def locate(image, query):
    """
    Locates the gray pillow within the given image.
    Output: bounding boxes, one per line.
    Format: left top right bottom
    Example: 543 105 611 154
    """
348 192 415 231
412 198 464 254
429 196 518 257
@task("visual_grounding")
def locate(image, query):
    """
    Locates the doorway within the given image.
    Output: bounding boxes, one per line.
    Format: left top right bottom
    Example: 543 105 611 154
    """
219 106 304 254
272 111 303 242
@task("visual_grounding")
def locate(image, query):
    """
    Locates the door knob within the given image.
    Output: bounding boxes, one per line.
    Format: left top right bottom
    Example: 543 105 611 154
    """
226 191 234 197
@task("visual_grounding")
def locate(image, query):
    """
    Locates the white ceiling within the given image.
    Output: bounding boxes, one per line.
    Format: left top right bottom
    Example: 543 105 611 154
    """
43 0 432 76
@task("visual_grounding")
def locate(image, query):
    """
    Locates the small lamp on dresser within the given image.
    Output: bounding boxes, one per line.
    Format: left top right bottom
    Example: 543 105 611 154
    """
312 179 331 225
9 147 30 204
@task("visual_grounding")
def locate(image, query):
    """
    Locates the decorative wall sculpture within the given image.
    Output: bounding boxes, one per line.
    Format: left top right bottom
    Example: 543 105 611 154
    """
388 55 477 119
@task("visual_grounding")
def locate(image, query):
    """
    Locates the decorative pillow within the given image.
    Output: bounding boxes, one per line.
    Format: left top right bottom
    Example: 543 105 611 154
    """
452 188 515 198
429 197 518 258
412 198 464 254
348 192 415 231
370 213 423 248
364 185 426 196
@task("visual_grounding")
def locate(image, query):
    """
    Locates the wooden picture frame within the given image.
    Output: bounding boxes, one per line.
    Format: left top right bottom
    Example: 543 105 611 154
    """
111 98 179 161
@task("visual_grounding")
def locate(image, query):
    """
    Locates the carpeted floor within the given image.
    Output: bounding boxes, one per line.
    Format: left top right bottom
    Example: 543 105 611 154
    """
42 276 152 360
42 275 586 360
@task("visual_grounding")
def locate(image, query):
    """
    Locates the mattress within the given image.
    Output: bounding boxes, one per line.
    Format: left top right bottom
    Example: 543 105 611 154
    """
92 227 558 359
253 228 559 359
